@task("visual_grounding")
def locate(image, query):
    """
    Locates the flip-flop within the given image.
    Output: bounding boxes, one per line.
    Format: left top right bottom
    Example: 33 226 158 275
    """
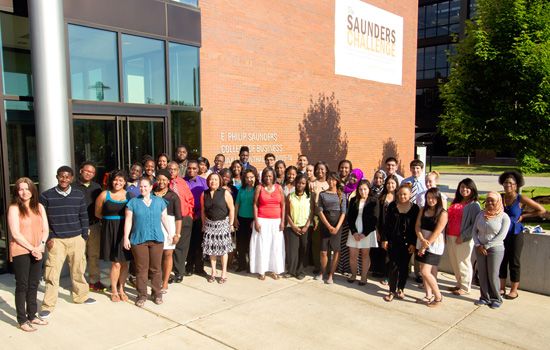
111 293 120 302
416 296 435 304
384 293 395 302
119 293 129 301
397 290 405 299
504 293 519 300
271 273 280 280
258 274 266 280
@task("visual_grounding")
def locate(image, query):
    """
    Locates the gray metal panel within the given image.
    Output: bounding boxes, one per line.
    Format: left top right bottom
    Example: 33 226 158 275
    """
167 3 201 45
64 0 166 37
72 101 168 117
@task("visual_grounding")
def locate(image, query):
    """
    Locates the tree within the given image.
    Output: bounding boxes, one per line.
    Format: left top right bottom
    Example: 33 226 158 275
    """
439 0 550 172
299 92 348 169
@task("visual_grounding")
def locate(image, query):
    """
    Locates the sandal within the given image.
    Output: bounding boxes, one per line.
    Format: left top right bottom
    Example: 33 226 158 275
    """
384 293 395 302
452 289 470 296
154 297 163 305
119 293 129 301
419 283 425 289
30 317 49 326
271 273 280 280
208 275 216 283
428 296 443 308
111 293 120 302
135 299 145 308
416 296 435 304
18 321 37 332
218 277 227 284
258 274 266 280
397 289 405 299
381 278 389 286
448 286 460 292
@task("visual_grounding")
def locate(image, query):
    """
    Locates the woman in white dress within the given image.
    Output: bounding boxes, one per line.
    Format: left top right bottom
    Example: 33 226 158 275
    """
346 180 379 285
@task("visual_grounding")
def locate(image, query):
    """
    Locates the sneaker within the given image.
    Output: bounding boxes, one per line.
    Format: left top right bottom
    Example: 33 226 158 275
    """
489 302 501 309
474 300 489 306
39 310 51 318
83 298 97 305
89 281 107 292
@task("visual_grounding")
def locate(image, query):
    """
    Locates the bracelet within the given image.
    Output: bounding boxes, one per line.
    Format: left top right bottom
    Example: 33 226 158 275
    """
176 234 181 238
40 241 45 246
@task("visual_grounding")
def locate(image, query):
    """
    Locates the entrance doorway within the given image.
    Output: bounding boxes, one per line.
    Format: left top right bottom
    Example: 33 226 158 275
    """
73 116 166 186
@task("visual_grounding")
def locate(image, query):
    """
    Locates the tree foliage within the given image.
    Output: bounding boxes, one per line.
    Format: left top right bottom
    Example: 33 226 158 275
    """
439 0 550 172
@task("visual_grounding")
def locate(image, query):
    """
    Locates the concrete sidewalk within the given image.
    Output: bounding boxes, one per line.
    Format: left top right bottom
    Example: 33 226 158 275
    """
1 262 549 349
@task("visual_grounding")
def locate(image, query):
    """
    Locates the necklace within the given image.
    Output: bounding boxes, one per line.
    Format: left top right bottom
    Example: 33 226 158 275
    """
142 197 152 207
155 189 168 197
264 184 275 193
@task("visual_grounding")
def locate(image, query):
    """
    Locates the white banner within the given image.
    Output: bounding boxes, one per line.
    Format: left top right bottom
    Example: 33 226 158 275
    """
335 0 403 85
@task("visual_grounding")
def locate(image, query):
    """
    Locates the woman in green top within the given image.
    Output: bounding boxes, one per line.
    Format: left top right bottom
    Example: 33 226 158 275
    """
234 169 257 272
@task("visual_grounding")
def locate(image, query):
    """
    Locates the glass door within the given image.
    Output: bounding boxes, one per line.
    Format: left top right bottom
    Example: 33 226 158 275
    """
73 116 166 185
119 117 165 170
73 116 118 187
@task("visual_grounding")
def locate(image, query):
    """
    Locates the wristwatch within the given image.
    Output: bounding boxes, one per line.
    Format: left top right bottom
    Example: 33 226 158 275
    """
176 234 181 238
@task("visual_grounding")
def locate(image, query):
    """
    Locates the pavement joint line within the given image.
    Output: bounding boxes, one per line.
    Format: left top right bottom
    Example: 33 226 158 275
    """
108 323 182 350
419 305 480 350
184 324 238 349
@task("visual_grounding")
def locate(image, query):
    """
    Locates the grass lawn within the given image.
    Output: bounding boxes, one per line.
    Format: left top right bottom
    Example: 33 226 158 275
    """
448 186 550 213
431 162 550 177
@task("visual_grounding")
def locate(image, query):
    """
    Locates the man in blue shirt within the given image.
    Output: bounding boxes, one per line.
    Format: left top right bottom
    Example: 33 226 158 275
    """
126 162 143 197
39 166 96 318
184 160 209 275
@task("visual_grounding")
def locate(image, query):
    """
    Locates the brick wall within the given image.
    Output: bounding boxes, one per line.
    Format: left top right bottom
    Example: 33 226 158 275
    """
200 0 417 178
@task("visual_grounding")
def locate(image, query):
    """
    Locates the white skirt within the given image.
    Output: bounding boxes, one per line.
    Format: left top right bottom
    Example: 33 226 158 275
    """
162 215 176 250
346 230 378 249
249 217 285 274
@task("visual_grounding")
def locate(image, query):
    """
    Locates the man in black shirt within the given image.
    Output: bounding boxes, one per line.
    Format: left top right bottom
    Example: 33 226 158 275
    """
72 161 105 292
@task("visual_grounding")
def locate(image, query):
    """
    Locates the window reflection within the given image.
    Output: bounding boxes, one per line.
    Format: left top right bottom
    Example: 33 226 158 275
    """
5 101 37 185
122 34 166 105
171 110 200 159
169 43 199 106
170 0 198 6
0 13 33 97
73 118 117 186
68 25 119 102
418 0 460 39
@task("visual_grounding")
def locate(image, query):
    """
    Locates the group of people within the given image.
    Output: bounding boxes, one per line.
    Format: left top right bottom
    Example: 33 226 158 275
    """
8 145 546 331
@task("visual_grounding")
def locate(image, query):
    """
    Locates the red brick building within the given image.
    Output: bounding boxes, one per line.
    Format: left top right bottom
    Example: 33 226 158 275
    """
200 0 417 176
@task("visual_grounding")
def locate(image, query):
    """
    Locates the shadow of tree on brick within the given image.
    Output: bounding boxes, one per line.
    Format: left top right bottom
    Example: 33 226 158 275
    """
377 137 405 176
299 92 348 169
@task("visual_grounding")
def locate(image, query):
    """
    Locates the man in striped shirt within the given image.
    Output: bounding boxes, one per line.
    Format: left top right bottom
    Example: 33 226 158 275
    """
39 166 96 319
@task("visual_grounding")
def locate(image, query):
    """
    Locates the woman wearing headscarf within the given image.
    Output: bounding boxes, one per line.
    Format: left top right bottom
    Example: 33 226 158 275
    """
371 170 387 198
338 168 364 275
473 192 510 309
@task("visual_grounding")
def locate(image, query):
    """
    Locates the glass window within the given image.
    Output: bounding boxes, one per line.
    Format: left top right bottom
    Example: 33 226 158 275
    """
424 46 436 70
5 100 37 185
68 25 119 102
171 110 200 159
419 1 462 38
170 0 198 6
73 118 118 185
122 34 166 105
0 13 33 97
169 43 200 106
